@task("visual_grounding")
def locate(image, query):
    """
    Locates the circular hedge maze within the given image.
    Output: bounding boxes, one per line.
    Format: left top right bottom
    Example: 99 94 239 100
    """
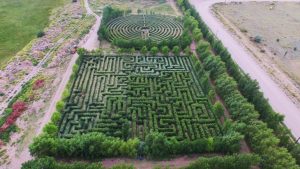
106 15 183 42
59 55 222 141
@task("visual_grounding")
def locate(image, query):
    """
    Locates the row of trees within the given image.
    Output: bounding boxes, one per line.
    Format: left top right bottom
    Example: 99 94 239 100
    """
111 31 192 51
29 132 139 159
29 130 242 160
144 131 242 159
22 154 259 169
22 157 134 169
176 1 300 168
116 45 185 56
185 154 260 169
98 6 127 40
176 0 300 168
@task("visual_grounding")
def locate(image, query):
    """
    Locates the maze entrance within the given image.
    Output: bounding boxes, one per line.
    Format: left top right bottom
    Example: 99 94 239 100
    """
59 56 222 141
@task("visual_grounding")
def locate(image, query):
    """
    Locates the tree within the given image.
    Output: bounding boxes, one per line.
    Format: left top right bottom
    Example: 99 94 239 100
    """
145 132 170 159
141 46 148 55
43 123 58 136
122 120 131 140
172 46 180 56
37 31 45 38
161 46 170 56
184 47 191 55
291 144 300 165
193 28 203 41
213 101 225 119
51 112 61 125
150 46 159 56
208 90 216 103
55 101 65 112
116 48 122 54
130 48 135 55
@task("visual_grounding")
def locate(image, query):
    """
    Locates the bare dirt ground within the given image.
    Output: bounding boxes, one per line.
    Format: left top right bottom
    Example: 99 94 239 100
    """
189 0 300 139
213 1 300 108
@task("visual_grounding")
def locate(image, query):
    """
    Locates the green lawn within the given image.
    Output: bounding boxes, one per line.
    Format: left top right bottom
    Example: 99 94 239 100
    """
0 0 66 65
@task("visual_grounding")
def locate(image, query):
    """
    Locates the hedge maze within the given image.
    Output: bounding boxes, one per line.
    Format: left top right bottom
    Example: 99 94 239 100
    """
106 15 183 42
59 55 222 140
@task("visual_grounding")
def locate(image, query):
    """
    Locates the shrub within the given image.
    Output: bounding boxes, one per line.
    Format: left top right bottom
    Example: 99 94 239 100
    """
37 31 45 38
213 101 225 119
161 46 170 56
29 133 139 159
254 36 262 43
141 46 148 55
184 154 260 169
0 101 27 133
172 46 180 56
150 46 159 56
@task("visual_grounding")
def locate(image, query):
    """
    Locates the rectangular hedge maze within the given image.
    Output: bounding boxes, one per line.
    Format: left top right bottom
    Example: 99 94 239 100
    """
59 55 222 141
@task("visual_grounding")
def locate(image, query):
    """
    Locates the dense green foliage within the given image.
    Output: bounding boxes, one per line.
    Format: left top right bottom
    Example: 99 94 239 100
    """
175 0 300 168
27 52 244 163
144 131 242 159
30 130 242 160
98 6 125 40
29 132 139 159
183 154 260 169
22 156 134 169
59 55 222 140
111 34 192 52
22 154 259 169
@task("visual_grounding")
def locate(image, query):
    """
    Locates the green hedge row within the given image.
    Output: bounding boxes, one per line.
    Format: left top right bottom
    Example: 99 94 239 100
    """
175 0 300 168
183 154 260 169
22 156 133 169
28 52 242 162
29 131 242 160
22 154 259 169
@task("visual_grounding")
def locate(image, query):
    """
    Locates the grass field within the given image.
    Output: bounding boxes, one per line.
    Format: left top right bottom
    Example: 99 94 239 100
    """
0 0 66 65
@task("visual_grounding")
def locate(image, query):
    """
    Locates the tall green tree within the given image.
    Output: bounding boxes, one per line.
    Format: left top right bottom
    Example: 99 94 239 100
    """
172 46 180 56
150 46 159 56
161 46 170 56
141 46 148 55
213 101 225 119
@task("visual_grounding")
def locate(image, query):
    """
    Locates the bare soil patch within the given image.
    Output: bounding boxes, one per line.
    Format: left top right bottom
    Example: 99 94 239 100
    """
213 1 300 106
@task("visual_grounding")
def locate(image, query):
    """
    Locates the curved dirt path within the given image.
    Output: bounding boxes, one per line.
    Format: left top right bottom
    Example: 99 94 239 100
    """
3 0 101 168
189 0 300 138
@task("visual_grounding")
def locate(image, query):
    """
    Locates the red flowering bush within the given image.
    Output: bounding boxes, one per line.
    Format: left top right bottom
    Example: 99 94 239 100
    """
0 101 27 133
32 79 45 90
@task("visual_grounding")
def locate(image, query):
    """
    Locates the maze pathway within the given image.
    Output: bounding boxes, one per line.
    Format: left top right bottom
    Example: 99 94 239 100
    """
106 15 183 42
59 56 222 140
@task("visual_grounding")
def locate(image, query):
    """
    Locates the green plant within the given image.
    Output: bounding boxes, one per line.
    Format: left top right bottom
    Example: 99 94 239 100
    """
172 46 180 55
150 46 159 56
36 31 45 38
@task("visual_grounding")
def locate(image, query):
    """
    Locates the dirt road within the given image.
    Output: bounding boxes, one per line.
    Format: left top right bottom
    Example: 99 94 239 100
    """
189 0 300 139
2 0 101 168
